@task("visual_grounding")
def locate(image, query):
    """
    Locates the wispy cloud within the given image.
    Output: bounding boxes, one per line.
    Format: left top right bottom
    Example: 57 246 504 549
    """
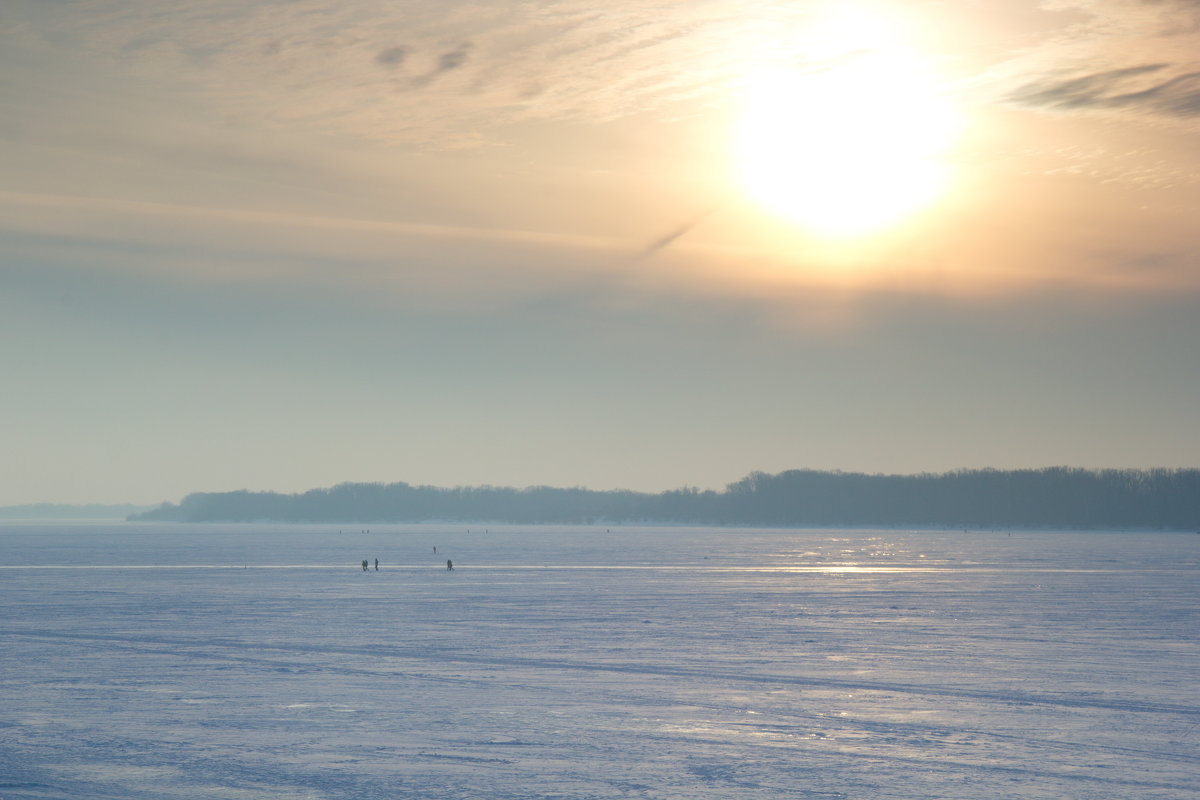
990 0 1200 121
6 1 778 146
375 46 408 67
13 1 1200 143
636 207 719 261
410 42 472 88
1012 63 1200 117
6 0 1200 301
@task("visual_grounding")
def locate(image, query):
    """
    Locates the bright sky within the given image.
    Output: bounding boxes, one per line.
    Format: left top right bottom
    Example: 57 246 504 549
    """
3 0 1199 505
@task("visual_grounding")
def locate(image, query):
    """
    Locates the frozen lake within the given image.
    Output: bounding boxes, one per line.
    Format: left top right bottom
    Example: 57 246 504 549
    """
1 524 1197 799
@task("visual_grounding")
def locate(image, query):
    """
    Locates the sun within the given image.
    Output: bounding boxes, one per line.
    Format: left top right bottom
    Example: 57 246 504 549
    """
734 10 959 238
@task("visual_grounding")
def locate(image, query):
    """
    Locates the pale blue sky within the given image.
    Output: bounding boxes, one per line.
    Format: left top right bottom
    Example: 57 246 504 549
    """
3 0 1199 504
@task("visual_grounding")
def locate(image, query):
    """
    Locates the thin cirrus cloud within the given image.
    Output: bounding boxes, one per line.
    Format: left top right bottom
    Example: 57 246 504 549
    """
7 0 771 144
1012 63 1200 117
408 43 473 89
13 1 1200 140
15 2 1200 154
375 46 408 67
4 0 1200 301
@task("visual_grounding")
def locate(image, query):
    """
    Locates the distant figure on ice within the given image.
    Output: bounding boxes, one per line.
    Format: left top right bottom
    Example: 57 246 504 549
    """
361 559 368 571
433 546 437 554
374 558 379 571
446 559 454 571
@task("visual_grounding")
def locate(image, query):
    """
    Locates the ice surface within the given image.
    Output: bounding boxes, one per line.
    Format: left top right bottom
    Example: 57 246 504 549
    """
1 524 1197 799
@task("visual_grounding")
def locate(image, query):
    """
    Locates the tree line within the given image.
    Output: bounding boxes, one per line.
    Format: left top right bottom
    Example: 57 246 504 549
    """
129 467 1200 529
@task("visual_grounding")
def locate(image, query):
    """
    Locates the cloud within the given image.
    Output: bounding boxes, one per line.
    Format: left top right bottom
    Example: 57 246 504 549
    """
1012 63 1200 117
1012 64 1170 108
636 207 718 260
983 0 1200 127
14 0 1200 150
2 1 765 147
437 45 470 72
0 187 639 312
7 0 1200 305
376 46 408 67
410 43 472 87
1120 69 1200 114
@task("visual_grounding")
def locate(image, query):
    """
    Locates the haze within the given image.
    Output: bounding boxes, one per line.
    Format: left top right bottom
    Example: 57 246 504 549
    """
3 0 1199 506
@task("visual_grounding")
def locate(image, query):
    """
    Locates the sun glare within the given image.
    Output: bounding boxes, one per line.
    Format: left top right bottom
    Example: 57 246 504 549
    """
735 8 959 238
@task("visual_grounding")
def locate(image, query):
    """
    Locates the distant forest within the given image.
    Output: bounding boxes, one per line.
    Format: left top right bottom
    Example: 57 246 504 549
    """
131 468 1200 529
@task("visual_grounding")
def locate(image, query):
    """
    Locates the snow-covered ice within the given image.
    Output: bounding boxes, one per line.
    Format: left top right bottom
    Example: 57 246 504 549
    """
1 524 1197 799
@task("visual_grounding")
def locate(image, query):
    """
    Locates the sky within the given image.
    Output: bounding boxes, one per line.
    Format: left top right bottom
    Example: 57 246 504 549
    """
3 0 1200 506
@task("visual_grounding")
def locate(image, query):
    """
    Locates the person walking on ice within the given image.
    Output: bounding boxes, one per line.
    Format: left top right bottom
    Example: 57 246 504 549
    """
361 559 368 571
446 559 454 571
374 558 379 571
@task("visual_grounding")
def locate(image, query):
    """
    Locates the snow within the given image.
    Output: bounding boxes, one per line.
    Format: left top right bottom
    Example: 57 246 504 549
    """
1 524 1197 799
